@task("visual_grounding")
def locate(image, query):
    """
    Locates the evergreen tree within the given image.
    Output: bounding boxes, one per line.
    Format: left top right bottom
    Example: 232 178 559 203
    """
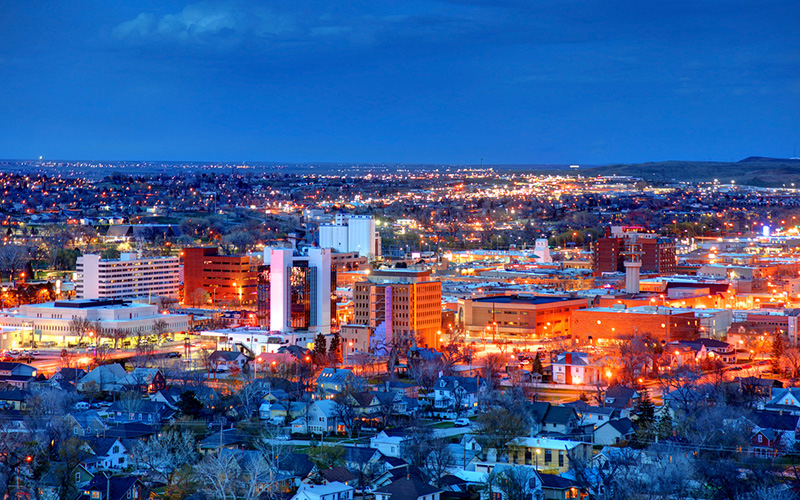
313 334 328 365
772 327 785 373
329 332 342 364
531 352 544 375
631 390 656 448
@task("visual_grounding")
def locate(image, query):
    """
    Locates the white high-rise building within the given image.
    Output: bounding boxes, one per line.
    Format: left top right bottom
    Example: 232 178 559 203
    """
262 247 332 335
76 253 180 300
319 215 378 259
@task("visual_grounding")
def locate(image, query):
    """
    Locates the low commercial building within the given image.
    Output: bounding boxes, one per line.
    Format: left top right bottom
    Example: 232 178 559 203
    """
204 326 316 356
572 305 700 344
458 294 587 340
0 299 190 347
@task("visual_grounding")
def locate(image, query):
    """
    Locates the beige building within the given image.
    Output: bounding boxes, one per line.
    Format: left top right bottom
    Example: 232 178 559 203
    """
353 269 442 349
0 299 190 347
76 253 180 300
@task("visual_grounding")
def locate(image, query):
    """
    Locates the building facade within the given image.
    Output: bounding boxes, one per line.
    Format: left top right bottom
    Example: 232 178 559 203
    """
319 215 380 260
183 247 256 306
76 253 180 300
458 294 587 340
353 269 442 350
0 299 190 347
256 247 333 335
592 230 677 277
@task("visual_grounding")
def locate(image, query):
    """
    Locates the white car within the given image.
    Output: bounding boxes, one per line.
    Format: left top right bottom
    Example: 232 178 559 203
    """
454 418 470 427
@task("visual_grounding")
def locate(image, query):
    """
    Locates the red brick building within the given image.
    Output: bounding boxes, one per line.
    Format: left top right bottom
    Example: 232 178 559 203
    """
572 305 700 344
592 236 677 277
183 247 257 306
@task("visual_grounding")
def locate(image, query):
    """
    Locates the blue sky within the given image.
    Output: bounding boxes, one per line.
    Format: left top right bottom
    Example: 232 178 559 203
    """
1 0 798 164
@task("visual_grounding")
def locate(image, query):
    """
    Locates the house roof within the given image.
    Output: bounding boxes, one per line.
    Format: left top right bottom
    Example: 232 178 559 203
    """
198 428 250 448
209 350 247 362
108 400 166 414
543 406 576 425
536 471 579 490
374 476 443 500
751 410 800 432
104 422 158 439
601 418 635 436
317 368 354 385
344 446 380 464
85 437 123 456
435 376 481 393
77 475 140 500
320 466 358 484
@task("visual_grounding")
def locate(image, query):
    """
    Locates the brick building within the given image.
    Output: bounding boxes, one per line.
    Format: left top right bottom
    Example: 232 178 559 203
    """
572 305 700 344
183 247 256 306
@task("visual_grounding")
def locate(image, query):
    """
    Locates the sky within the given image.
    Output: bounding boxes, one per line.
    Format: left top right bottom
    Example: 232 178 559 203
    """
0 0 798 165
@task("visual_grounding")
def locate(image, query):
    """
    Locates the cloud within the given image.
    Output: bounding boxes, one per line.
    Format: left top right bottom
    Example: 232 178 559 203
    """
112 1 298 44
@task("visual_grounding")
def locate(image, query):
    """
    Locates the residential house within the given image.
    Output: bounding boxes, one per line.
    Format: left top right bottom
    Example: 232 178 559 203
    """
500 437 592 474
343 446 384 473
535 471 583 500
37 463 94 500
594 418 636 446
765 387 800 415
82 438 130 470
551 352 598 385
198 428 250 454
562 401 618 426
117 368 166 393
374 475 443 500
541 405 580 435
65 410 107 437
104 422 157 440
293 481 354 500
371 429 408 458
751 429 780 457
678 338 736 364
0 389 31 410
0 362 38 389
107 400 170 425
320 466 358 486
76 474 145 500
433 376 485 416
291 400 340 435
77 364 127 392
750 410 800 449
317 368 356 397
208 350 249 372
602 386 640 417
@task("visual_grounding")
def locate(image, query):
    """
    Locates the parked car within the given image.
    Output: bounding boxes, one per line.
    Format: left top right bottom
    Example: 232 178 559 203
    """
454 418 470 427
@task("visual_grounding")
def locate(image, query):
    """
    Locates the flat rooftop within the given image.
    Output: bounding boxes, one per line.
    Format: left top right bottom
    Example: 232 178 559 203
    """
472 294 583 305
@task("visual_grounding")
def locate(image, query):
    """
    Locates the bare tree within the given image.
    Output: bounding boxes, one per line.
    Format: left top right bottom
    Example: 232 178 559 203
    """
784 347 800 379
496 465 537 500
132 430 197 489
333 392 358 438
474 404 528 462
195 451 240 500
69 317 93 345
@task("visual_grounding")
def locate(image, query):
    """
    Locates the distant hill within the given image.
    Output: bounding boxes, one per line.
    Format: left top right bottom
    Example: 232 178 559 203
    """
578 157 800 187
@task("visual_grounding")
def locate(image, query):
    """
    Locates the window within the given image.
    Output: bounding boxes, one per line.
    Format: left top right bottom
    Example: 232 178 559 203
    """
113 445 119 453
758 434 763 443
92 492 100 499
544 449 552 464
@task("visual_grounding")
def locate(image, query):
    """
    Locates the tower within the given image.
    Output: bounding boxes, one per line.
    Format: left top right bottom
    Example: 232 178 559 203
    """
622 238 642 294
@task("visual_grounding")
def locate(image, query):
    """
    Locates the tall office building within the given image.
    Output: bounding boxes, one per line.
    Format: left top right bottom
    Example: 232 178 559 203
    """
352 269 442 350
319 215 380 259
592 227 676 278
183 247 256 306
256 247 333 334
76 253 180 300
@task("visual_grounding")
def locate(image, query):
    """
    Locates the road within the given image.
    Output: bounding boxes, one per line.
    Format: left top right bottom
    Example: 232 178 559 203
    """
24 340 215 376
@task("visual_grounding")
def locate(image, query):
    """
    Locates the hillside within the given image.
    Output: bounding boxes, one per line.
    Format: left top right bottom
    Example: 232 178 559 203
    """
578 157 800 187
